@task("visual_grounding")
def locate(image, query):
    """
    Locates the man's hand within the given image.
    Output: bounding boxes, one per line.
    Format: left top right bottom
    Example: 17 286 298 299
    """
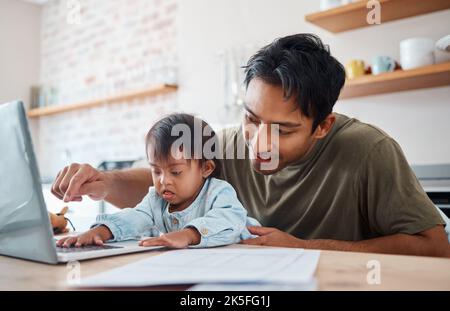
242 225 450 258
52 163 109 203
139 228 201 248
56 225 113 248
241 226 304 248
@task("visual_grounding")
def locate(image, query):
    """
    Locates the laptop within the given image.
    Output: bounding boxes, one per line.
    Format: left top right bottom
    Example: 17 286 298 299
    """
0 101 162 264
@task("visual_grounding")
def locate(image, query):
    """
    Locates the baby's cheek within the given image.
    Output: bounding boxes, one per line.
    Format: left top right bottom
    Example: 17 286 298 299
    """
154 183 162 195
176 184 192 200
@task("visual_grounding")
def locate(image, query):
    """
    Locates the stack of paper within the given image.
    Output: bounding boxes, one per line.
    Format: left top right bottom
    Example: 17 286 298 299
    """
79 247 320 289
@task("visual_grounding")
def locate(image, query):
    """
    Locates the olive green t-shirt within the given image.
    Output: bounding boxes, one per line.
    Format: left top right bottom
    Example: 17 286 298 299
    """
217 113 444 241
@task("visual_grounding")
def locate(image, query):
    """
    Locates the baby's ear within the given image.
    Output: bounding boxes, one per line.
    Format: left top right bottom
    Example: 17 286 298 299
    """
202 160 216 178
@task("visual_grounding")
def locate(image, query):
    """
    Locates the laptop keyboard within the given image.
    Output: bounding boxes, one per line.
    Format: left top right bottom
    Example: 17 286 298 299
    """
56 245 123 253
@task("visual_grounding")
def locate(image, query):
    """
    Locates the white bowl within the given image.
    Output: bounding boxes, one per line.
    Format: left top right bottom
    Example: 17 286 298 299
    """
401 52 435 70
400 37 435 69
400 38 434 50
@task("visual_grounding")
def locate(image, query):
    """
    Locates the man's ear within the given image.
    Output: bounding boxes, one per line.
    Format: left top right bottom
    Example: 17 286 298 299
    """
313 113 336 139
202 160 216 178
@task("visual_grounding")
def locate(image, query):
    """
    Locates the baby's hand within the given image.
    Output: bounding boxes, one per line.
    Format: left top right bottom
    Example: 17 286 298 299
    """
139 228 201 249
56 225 113 248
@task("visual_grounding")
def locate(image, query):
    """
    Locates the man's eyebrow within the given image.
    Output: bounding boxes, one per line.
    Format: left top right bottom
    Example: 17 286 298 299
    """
244 105 259 119
244 105 302 128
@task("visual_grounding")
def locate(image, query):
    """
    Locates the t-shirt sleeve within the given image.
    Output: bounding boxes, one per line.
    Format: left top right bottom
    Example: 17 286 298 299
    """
357 137 445 236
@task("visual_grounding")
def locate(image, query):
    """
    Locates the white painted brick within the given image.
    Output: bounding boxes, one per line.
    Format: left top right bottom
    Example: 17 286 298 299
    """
37 0 178 178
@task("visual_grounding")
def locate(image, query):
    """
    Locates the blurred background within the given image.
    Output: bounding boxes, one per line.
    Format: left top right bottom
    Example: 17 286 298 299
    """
1 0 449 229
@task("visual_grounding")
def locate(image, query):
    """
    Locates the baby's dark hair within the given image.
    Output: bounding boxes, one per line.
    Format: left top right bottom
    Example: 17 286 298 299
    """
145 113 221 178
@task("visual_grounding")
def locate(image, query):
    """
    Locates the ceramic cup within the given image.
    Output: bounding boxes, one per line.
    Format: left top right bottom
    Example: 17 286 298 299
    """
372 56 396 75
320 0 343 11
345 59 365 79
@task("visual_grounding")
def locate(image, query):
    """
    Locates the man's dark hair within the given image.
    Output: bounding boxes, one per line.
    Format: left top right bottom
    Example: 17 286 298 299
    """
145 113 220 178
243 33 345 132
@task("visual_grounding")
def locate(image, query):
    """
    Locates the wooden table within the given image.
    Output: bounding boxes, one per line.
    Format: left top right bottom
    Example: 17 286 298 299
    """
1 244 449 290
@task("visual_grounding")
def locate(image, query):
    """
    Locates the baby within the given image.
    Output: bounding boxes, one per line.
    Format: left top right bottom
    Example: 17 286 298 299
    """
57 113 260 248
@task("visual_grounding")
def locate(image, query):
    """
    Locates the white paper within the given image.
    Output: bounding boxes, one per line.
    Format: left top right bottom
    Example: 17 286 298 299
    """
79 247 320 288
188 280 318 291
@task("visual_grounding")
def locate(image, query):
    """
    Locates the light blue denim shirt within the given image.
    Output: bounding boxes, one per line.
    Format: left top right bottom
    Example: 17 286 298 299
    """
92 177 260 248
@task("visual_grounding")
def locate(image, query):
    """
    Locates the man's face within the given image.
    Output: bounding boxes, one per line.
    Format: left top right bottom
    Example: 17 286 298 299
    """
242 78 321 175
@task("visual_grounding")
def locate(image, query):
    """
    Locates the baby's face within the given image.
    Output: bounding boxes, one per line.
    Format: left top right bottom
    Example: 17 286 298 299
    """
148 151 206 211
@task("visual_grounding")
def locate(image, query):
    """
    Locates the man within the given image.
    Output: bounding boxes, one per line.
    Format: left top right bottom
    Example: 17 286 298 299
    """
51 34 449 257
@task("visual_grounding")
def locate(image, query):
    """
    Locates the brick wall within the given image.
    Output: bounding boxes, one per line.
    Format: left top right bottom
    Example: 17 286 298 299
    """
37 0 179 178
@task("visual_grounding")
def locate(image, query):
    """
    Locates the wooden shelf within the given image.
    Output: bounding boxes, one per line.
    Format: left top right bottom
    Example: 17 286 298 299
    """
305 0 450 33
339 62 450 99
27 84 178 118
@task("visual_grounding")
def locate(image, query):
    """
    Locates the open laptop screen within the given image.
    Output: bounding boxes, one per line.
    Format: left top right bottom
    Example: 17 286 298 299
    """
0 101 58 264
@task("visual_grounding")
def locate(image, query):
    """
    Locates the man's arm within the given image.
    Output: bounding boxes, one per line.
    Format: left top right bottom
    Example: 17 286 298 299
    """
102 168 153 208
243 225 450 258
51 163 153 208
